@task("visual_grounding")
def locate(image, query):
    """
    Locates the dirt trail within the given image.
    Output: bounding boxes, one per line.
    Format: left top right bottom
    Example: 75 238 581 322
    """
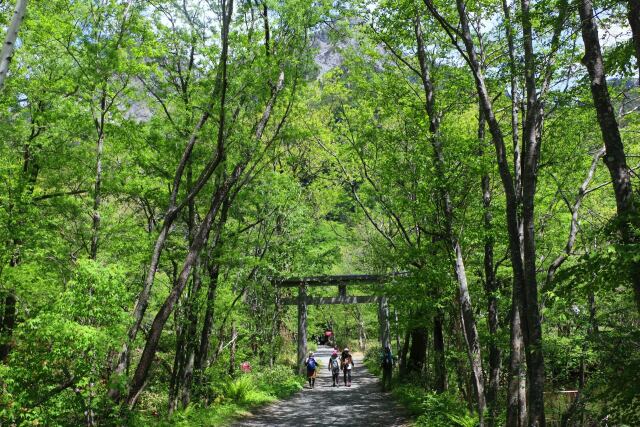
232 346 411 426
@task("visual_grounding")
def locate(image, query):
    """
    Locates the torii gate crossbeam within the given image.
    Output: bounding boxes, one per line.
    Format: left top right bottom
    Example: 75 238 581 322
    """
273 273 402 374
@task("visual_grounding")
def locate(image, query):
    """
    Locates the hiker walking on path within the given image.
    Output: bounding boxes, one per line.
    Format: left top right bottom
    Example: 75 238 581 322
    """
341 348 354 387
381 346 394 392
233 347 411 426
304 351 318 388
328 350 340 387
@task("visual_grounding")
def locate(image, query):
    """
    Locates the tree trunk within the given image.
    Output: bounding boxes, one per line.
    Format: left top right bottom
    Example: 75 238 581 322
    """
228 322 237 375
433 311 447 393
579 0 640 314
408 325 428 374
453 313 472 412
425 0 544 422
501 2 527 423
297 284 308 375
479 108 501 427
394 309 401 355
0 0 28 90
414 15 486 422
109 2 234 393
516 1 547 423
178 266 202 409
195 198 229 374
508 291 527 427
454 241 487 422
196 264 219 373
0 292 16 361
399 327 411 376
90 93 106 261
126 167 241 407
378 297 391 350
168 305 186 414
627 0 640 84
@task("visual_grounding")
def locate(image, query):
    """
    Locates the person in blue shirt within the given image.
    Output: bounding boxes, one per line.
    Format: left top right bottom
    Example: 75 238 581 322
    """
304 352 318 388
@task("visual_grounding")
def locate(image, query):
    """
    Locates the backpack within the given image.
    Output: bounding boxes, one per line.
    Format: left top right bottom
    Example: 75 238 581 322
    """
343 356 353 370
307 357 317 370
330 358 340 372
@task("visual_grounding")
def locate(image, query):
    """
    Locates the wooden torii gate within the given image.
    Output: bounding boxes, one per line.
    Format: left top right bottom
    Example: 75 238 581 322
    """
274 274 398 374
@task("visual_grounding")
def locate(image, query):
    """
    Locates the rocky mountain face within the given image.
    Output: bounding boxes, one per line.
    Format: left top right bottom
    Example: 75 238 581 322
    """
312 27 345 78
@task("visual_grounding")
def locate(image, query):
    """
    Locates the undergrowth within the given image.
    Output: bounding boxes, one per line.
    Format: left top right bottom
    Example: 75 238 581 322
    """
363 347 478 427
131 365 304 426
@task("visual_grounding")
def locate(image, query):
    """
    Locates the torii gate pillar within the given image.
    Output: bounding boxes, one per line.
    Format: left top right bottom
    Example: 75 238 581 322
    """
378 296 392 350
297 284 308 375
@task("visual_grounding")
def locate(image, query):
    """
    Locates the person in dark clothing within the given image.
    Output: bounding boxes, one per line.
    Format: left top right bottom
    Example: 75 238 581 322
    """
381 346 394 391
341 348 354 387
328 350 340 386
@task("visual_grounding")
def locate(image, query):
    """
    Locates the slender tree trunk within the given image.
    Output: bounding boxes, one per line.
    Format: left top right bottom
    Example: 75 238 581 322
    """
519 0 547 422
414 15 486 422
454 242 487 422
425 0 546 422
174 264 202 410
394 309 401 354
196 265 218 371
176 166 205 409
501 0 522 209
508 290 527 427
479 108 500 427
126 167 242 407
627 0 640 84
433 311 447 393
579 0 640 314
228 322 237 375
378 297 390 350
90 92 106 261
195 201 229 374
399 326 411 376
168 305 186 414
109 3 234 396
297 284 307 375
453 313 472 412
0 0 27 90
501 2 527 423
0 292 16 361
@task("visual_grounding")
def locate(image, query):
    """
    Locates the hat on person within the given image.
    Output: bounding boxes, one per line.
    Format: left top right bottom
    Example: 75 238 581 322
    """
332 350 338 356
344 347 349 352
309 351 314 356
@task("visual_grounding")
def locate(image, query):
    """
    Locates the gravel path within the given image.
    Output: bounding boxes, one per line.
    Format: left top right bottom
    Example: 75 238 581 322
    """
232 346 411 426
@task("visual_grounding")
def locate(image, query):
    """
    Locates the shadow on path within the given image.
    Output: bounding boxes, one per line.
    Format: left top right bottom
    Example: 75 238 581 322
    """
232 346 411 426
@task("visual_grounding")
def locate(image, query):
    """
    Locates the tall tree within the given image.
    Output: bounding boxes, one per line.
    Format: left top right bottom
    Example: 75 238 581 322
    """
0 0 27 90
579 0 640 314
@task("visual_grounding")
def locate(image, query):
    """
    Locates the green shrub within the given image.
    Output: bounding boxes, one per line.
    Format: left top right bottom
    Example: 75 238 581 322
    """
254 365 304 398
394 385 478 427
223 376 256 403
363 345 383 376
1 260 128 425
